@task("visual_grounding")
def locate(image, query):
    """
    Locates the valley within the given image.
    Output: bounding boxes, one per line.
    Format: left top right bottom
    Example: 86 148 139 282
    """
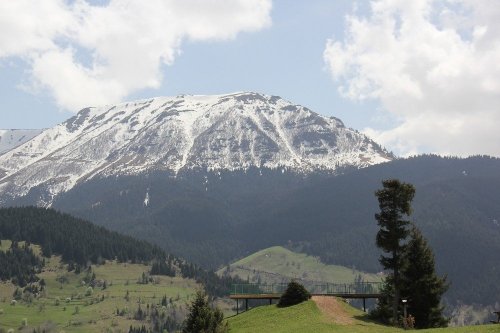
0 204 498 331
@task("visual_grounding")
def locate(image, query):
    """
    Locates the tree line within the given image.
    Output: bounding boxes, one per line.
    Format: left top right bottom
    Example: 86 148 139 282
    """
0 206 242 299
0 206 166 266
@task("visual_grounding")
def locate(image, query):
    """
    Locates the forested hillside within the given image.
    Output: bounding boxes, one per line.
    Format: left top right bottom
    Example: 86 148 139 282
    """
0 207 239 298
0 240 42 286
0 206 166 266
271 155 500 305
43 155 500 309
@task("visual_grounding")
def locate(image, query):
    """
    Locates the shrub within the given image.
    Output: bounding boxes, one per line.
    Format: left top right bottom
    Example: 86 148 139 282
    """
22 317 28 327
277 281 311 307
10 300 16 306
0 308 3 314
85 287 93 296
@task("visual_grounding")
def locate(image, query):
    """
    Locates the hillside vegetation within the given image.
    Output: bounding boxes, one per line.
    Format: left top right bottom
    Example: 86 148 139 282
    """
47 155 500 308
228 298 499 333
0 247 198 332
0 207 242 332
0 207 241 298
218 246 380 284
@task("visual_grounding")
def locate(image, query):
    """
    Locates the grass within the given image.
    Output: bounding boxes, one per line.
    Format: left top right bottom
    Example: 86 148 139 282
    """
218 246 381 284
0 240 200 332
227 300 499 333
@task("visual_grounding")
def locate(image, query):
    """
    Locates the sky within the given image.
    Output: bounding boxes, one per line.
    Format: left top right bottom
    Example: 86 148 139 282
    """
1 0 499 157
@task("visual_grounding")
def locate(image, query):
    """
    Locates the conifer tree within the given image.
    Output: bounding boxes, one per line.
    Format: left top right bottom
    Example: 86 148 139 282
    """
369 275 395 325
400 226 449 328
182 290 227 333
374 179 415 324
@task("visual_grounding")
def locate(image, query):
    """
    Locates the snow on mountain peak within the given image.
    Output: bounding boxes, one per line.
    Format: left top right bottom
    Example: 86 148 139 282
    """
0 129 43 155
0 92 392 205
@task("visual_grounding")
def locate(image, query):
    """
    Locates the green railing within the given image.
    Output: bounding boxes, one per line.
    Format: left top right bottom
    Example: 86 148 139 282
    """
231 282 383 296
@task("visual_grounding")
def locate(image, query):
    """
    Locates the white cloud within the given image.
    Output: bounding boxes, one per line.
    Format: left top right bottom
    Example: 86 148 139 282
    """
324 0 500 157
0 0 272 111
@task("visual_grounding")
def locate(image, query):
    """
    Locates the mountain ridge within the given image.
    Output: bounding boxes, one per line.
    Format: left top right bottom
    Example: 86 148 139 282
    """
0 92 391 206
0 129 43 155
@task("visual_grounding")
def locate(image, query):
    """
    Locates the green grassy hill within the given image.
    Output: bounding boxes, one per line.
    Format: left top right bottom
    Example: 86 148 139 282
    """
218 246 381 284
0 207 247 332
227 298 499 333
0 241 198 332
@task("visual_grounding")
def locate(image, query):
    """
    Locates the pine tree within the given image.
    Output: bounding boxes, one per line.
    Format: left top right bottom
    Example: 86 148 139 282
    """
182 290 227 333
374 179 415 324
369 276 395 325
400 226 449 328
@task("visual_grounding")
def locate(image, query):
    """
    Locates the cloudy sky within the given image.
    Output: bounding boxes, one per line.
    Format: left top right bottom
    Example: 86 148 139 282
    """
1 0 499 157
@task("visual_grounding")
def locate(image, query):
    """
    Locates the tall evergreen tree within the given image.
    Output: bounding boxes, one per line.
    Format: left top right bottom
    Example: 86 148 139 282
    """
182 290 227 333
374 179 415 324
400 226 449 328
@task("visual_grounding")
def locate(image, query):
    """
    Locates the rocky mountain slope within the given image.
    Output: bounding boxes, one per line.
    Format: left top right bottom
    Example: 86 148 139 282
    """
0 129 43 155
0 92 391 206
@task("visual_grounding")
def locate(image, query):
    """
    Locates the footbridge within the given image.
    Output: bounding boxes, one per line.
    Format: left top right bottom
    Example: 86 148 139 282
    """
230 282 383 313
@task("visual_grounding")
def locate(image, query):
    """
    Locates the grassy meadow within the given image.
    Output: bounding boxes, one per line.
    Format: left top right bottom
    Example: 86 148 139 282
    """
0 240 199 332
218 246 381 284
227 299 499 333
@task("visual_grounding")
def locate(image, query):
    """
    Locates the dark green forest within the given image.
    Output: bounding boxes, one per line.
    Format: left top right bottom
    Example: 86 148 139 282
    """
0 207 241 297
41 155 500 307
0 206 166 265
0 240 43 287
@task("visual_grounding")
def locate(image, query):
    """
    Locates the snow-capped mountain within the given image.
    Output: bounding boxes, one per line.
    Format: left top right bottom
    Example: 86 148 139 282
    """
0 92 391 205
0 129 43 155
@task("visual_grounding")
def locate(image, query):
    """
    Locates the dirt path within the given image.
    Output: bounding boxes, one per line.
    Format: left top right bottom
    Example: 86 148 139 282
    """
312 296 354 325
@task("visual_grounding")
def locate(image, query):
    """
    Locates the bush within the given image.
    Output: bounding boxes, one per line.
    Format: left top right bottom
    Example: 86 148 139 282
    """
277 281 311 307
22 317 28 327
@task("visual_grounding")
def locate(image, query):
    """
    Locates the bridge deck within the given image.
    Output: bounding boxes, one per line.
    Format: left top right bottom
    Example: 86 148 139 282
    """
231 282 383 298
230 283 383 313
230 293 281 300
229 293 382 300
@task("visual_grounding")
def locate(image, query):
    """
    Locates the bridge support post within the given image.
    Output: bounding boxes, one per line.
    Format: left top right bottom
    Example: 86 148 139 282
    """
245 299 248 311
236 299 239 314
363 298 366 312
269 298 272 305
